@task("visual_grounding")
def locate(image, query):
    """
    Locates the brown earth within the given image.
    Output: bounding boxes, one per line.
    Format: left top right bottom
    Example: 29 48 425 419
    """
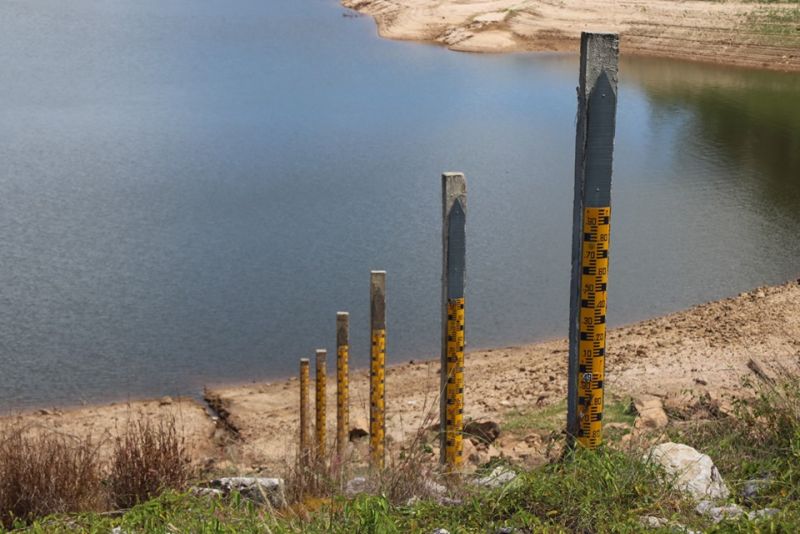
0 398 217 468
343 0 800 71
3 279 798 475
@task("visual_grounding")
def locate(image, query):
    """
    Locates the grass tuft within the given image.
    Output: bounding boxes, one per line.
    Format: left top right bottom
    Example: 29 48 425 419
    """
109 416 193 509
0 427 103 529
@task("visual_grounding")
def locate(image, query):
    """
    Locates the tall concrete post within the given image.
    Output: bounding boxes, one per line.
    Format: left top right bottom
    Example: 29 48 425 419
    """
315 349 327 456
440 173 466 468
336 311 350 457
369 271 386 469
567 32 619 450
299 358 311 463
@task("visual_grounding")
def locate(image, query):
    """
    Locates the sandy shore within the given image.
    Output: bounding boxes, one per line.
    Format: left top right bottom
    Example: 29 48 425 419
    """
3 278 796 474
343 0 800 71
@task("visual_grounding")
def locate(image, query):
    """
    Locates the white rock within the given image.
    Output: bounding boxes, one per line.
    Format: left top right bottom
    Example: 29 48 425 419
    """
647 443 729 501
210 477 286 508
190 486 224 498
345 476 368 496
696 500 743 523
748 508 779 520
742 478 770 500
423 479 447 495
639 515 668 528
475 465 517 489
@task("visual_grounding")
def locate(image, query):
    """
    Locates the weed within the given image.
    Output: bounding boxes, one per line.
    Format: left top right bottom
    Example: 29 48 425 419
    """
0 426 103 529
108 416 192 509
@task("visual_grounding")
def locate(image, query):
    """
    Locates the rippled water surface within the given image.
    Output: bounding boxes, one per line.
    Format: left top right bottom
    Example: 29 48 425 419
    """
1 0 798 408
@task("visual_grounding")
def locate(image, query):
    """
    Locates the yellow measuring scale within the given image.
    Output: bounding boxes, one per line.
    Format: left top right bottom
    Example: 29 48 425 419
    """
577 207 610 448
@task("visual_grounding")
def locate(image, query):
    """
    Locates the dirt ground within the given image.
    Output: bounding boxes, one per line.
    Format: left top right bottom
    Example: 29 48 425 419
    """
203 279 800 472
0 398 217 468
343 0 800 71
3 279 798 475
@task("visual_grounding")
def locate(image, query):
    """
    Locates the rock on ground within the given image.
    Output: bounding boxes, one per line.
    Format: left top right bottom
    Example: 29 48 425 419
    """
208 477 287 508
646 442 729 501
345 476 368 497
633 396 669 429
474 465 517 489
696 500 743 523
464 420 501 444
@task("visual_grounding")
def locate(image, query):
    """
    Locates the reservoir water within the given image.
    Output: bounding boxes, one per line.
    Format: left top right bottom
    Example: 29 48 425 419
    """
1 0 798 409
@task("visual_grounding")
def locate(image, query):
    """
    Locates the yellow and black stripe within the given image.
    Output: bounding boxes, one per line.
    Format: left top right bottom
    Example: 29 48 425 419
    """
370 328 385 468
315 350 327 456
445 297 465 467
299 358 310 461
577 207 610 448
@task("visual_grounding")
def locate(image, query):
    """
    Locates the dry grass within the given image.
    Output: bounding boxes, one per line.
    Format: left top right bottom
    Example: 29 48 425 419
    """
108 417 193 509
0 426 104 529
0 413 194 528
285 384 460 510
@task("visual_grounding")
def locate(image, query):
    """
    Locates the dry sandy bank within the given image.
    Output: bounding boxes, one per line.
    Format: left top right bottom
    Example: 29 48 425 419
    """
343 0 800 71
203 279 800 472
2 279 798 474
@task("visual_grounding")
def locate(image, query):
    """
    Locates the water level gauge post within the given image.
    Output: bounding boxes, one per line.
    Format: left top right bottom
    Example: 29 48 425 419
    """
567 32 619 450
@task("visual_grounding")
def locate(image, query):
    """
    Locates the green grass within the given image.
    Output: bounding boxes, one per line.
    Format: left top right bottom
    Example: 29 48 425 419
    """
669 373 800 517
504 398 635 435
13 448 695 533
745 4 800 43
9 372 800 533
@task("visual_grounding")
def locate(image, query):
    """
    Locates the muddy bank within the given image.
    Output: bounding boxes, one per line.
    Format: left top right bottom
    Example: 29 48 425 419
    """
343 0 800 71
2 279 798 473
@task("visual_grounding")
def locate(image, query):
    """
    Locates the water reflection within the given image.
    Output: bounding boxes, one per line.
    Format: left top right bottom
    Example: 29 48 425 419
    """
624 58 800 219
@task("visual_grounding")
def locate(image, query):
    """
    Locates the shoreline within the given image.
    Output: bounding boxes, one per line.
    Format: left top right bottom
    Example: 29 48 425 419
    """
3 277 797 472
342 0 800 72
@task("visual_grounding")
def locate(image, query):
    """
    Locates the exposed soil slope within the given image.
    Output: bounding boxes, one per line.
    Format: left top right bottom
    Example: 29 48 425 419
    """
3 279 797 474
343 0 800 71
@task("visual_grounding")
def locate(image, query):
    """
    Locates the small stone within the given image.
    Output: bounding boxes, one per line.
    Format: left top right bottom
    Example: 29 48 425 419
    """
209 477 286 508
695 500 743 523
633 396 669 429
748 508 779 521
464 420 501 445
423 479 446 495
345 476 368 496
190 486 224 498
639 516 668 528
475 465 517 489
432 529 450 534
742 478 770 500
159 396 173 406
